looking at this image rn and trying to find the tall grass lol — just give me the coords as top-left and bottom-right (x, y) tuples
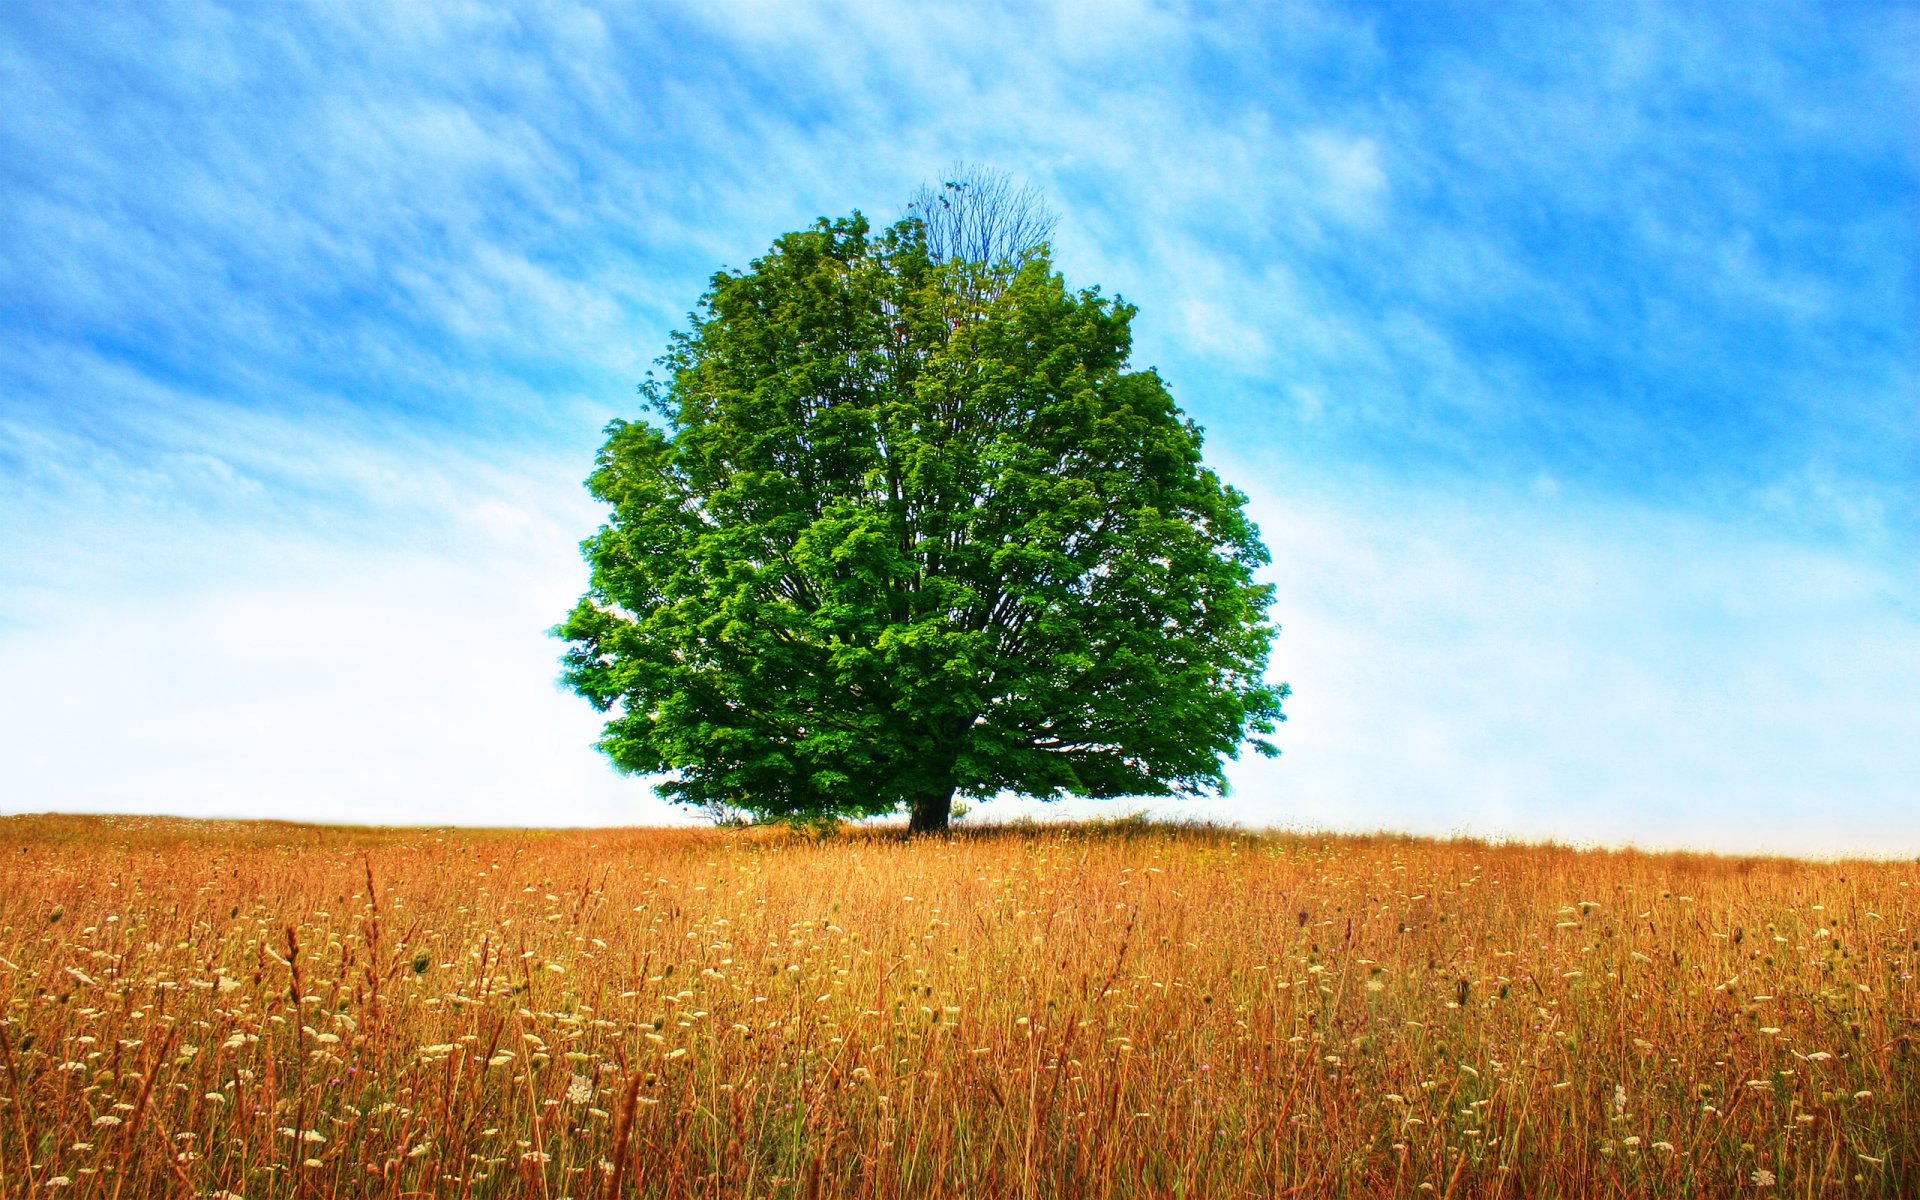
(0, 814), (1912, 1197)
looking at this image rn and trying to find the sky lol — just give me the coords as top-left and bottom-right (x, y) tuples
(1, 0), (1914, 854)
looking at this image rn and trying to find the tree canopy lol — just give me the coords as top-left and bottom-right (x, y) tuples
(556, 204), (1285, 831)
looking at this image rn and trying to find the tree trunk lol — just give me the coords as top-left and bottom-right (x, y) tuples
(908, 787), (954, 835)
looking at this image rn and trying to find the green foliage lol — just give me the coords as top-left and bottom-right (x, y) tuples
(556, 211), (1285, 830)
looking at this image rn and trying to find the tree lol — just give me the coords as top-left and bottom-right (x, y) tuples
(555, 200), (1286, 833)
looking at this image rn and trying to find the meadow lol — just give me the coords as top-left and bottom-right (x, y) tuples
(0, 814), (1911, 1199)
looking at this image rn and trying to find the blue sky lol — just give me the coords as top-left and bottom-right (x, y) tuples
(2, 1), (1914, 852)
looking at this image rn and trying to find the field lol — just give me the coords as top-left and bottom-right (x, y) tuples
(0, 815), (1912, 1198)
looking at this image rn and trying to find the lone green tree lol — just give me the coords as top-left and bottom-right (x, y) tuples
(556, 195), (1285, 833)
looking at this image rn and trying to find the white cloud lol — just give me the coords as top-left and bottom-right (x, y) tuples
(1300, 130), (1387, 224)
(1207, 470), (1920, 857)
(7, 406), (1911, 856)
(0, 449), (689, 828)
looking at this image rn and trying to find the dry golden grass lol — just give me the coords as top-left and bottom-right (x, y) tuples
(0, 813), (1913, 1199)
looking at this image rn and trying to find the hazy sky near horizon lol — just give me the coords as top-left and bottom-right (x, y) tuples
(2, 1), (1915, 854)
